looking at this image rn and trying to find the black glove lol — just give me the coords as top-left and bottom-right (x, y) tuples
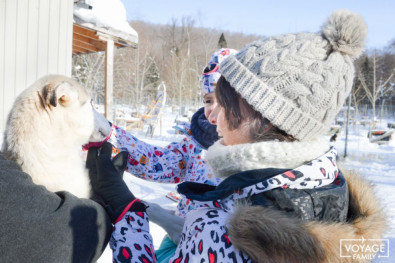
(87, 142), (143, 223)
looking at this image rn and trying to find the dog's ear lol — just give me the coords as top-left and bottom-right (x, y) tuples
(42, 81), (72, 107)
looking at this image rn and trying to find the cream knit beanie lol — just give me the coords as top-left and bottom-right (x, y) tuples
(219, 10), (367, 141)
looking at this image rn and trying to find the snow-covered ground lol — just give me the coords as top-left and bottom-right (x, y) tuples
(97, 107), (395, 262)
(329, 123), (395, 263)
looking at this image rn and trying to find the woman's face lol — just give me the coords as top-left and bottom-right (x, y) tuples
(210, 105), (251, 146)
(204, 93), (218, 124)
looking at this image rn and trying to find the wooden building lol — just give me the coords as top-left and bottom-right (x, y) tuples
(0, 0), (137, 135)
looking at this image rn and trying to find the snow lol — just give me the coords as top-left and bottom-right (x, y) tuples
(96, 107), (395, 262)
(74, 0), (138, 38)
(329, 128), (395, 263)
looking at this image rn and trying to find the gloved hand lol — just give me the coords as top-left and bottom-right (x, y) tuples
(87, 142), (142, 223)
(145, 202), (184, 244)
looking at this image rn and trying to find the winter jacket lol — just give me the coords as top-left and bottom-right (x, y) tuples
(0, 152), (112, 263)
(109, 140), (386, 263)
(108, 108), (221, 217)
(227, 170), (386, 263)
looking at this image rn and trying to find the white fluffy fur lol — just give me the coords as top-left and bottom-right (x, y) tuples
(206, 138), (330, 178)
(2, 75), (111, 198)
(322, 9), (368, 58)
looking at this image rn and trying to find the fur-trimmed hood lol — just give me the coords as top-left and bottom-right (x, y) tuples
(228, 170), (387, 263)
(206, 138), (330, 179)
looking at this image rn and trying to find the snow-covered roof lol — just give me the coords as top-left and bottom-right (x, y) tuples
(73, 0), (138, 47)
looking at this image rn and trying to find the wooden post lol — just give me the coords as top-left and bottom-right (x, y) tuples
(104, 38), (114, 121)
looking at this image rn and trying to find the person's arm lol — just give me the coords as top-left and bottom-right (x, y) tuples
(86, 142), (156, 262)
(86, 143), (245, 262)
(145, 201), (184, 244)
(0, 153), (112, 263)
(108, 124), (189, 183)
(87, 132), (186, 245)
(111, 209), (156, 262)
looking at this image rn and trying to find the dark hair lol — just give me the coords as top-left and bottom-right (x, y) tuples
(216, 76), (296, 142)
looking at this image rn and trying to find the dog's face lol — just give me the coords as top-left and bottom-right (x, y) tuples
(39, 76), (111, 145)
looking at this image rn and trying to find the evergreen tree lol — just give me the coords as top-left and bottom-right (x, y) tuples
(360, 56), (374, 105)
(144, 57), (160, 98)
(218, 33), (227, 49)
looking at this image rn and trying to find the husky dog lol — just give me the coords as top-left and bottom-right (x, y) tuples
(2, 75), (111, 198)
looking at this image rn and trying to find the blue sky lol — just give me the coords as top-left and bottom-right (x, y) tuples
(121, 0), (395, 49)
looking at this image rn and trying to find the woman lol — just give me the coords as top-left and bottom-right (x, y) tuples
(88, 10), (386, 262)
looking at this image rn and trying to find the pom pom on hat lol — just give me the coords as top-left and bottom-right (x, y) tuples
(322, 9), (368, 58)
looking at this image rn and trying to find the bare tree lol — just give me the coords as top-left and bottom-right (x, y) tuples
(73, 18), (265, 111)
(350, 80), (367, 123)
(357, 51), (394, 126)
(72, 52), (105, 102)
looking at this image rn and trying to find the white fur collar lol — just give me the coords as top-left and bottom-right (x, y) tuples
(206, 138), (330, 179)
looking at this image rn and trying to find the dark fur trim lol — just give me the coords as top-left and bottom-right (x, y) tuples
(228, 205), (325, 263)
(228, 170), (386, 263)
